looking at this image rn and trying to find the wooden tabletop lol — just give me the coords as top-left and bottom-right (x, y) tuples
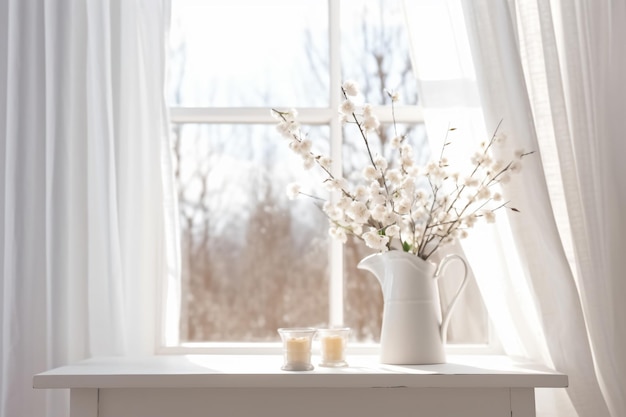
(33, 354), (568, 390)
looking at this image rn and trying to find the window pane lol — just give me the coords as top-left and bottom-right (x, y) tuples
(172, 123), (330, 342)
(169, 0), (329, 107)
(341, 0), (419, 105)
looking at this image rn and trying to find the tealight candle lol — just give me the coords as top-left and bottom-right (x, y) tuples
(321, 335), (344, 362)
(277, 328), (316, 371)
(285, 337), (310, 364)
(317, 328), (350, 367)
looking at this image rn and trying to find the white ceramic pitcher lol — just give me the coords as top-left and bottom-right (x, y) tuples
(358, 250), (469, 365)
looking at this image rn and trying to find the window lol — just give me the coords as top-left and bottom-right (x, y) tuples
(167, 0), (491, 348)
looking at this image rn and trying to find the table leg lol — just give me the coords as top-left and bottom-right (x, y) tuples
(70, 388), (98, 417)
(510, 388), (535, 417)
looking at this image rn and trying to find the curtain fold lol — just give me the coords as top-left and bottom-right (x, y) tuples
(461, 2), (606, 416)
(548, 1), (626, 415)
(405, 0), (624, 416)
(0, 0), (177, 416)
(462, 1), (626, 415)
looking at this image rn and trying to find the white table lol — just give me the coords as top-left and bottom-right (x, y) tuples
(33, 355), (567, 417)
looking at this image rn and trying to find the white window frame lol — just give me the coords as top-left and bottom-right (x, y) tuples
(160, 0), (501, 356)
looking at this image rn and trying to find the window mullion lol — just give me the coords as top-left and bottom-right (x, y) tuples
(169, 107), (336, 124)
(328, 0), (344, 327)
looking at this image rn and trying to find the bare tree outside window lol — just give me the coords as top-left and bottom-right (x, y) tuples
(171, 123), (330, 342)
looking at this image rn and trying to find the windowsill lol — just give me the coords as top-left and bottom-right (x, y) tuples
(33, 354), (566, 390)
(156, 342), (503, 356)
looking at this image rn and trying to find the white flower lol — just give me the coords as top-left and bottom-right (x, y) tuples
(402, 154), (415, 169)
(471, 151), (485, 165)
(324, 177), (348, 192)
(371, 204), (387, 222)
(463, 176), (480, 187)
(300, 139), (312, 154)
(411, 207), (427, 223)
(374, 156), (388, 171)
(391, 135), (403, 148)
(415, 190), (426, 204)
(400, 144), (413, 156)
(390, 91), (400, 102)
(290, 138), (311, 157)
(350, 223), (363, 235)
(371, 193), (387, 206)
(286, 183), (301, 200)
(346, 201), (370, 224)
(363, 165), (379, 181)
(491, 159), (505, 172)
(336, 196), (352, 210)
(395, 198), (412, 215)
(329, 226), (348, 243)
(363, 115), (380, 131)
(381, 210), (398, 225)
(399, 177), (416, 195)
(318, 156), (332, 171)
(276, 121), (292, 139)
(428, 168), (446, 187)
(323, 202), (344, 221)
(386, 169), (402, 186)
(386, 224), (400, 237)
(363, 104), (374, 117)
(353, 185), (369, 201)
(285, 108), (298, 120)
(369, 180), (382, 192)
(340, 99), (356, 115)
(476, 186), (491, 200)
(493, 192), (502, 201)
(342, 80), (359, 96)
(363, 230), (389, 251)
(483, 210), (496, 223)
(464, 214), (478, 228)
(302, 154), (315, 170)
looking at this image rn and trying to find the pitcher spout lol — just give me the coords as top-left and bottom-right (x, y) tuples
(357, 253), (386, 286)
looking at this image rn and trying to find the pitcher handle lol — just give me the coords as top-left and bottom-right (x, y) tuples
(434, 254), (469, 345)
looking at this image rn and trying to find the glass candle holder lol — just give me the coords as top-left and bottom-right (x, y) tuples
(317, 327), (350, 368)
(277, 328), (316, 371)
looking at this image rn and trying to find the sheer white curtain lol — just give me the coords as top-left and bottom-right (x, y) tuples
(405, 1), (625, 416)
(0, 1), (179, 416)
